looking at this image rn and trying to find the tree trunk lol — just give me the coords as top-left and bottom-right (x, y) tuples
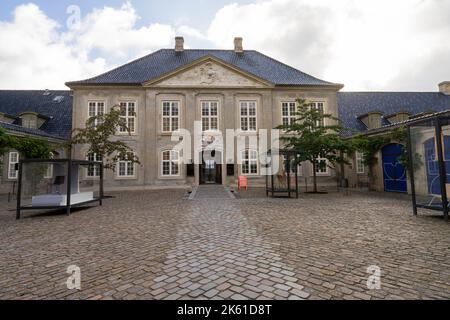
(312, 161), (318, 193)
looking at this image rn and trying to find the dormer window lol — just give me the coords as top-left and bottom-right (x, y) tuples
(0, 113), (17, 124)
(358, 112), (383, 130)
(20, 112), (38, 129)
(385, 111), (411, 124)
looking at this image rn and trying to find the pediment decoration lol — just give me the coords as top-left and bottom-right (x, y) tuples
(145, 58), (271, 88)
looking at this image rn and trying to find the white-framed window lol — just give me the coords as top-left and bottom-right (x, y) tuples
(356, 152), (365, 174)
(241, 149), (259, 175)
(161, 150), (180, 176)
(8, 152), (19, 180)
(88, 101), (105, 127)
(281, 102), (297, 126)
(86, 153), (102, 177)
(162, 101), (180, 133)
(240, 101), (257, 131)
(117, 152), (135, 178)
(44, 152), (54, 179)
(314, 154), (329, 175)
(201, 101), (219, 132)
(119, 101), (137, 134)
(310, 101), (325, 127)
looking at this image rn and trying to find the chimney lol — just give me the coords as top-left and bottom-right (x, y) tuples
(438, 81), (450, 95)
(234, 37), (243, 54)
(175, 36), (184, 53)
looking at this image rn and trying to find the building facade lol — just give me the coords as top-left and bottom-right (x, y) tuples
(66, 38), (343, 191)
(338, 86), (450, 193)
(1, 38), (449, 195)
(0, 90), (72, 196)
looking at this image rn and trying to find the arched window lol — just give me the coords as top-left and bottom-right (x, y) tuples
(162, 150), (180, 176)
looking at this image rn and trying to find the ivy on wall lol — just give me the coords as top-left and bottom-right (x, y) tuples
(350, 125), (423, 173)
(0, 127), (53, 170)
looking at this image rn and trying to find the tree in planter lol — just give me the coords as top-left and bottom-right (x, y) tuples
(67, 105), (140, 171)
(277, 98), (353, 193)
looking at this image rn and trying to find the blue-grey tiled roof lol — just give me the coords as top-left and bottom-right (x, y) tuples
(66, 49), (339, 87)
(338, 92), (450, 133)
(0, 90), (73, 139)
(0, 121), (66, 140)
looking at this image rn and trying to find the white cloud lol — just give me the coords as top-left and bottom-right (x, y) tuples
(177, 25), (208, 42)
(0, 3), (106, 89)
(66, 2), (175, 59)
(0, 0), (448, 91)
(0, 2), (176, 89)
(207, 0), (450, 91)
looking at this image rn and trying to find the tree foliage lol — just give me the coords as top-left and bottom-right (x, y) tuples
(1, 127), (52, 165)
(276, 98), (353, 192)
(67, 106), (140, 171)
(12, 137), (53, 159)
(350, 134), (390, 167)
(350, 125), (423, 173)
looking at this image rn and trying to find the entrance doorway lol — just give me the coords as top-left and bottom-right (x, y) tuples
(382, 143), (407, 193)
(199, 150), (222, 185)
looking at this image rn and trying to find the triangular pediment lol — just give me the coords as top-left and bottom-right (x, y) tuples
(144, 56), (272, 88)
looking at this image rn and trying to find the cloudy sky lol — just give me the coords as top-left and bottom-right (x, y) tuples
(0, 0), (449, 91)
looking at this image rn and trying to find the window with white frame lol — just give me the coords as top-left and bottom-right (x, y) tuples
(117, 152), (135, 178)
(201, 101), (219, 132)
(241, 149), (258, 175)
(86, 153), (102, 177)
(161, 150), (180, 176)
(356, 152), (365, 174)
(314, 154), (329, 175)
(119, 101), (137, 134)
(88, 101), (105, 127)
(8, 152), (19, 179)
(162, 101), (179, 132)
(44, 152), (54, 179)
(311, 102), (325, 127)
(240, 101), (257, 131)
(281, 102), (297, 126)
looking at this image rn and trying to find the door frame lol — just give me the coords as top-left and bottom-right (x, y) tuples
(199, 150), (223, 185)
(382, 143), (407, 193)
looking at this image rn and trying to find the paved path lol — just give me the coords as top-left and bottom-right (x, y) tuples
(0, 190), (449, 300)
(150, 196), (307, 300)
(190, 185), (235, 200)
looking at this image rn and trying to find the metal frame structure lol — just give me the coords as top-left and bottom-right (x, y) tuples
(16, 159), (104, 220)
(266, 150), (299, 198)
(407, 114), (449, 221)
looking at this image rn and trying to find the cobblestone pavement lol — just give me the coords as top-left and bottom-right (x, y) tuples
(0, 188), (448, 300)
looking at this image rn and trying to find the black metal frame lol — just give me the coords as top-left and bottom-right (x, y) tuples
(407, 115), (449, 221)
(16, 159), (104, 220)
(266, 150), (299, 198)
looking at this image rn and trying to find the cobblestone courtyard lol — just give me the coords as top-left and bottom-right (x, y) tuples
(0, 187), (449, 300)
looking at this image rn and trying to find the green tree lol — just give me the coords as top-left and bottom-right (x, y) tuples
(277, 98), (353, 193)
(67, 105), (140, 171)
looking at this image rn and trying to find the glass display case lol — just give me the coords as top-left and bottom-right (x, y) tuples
(265, 150), (299, 198)
(16, 159), (103, 219)
(408, 114), (450, 220)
